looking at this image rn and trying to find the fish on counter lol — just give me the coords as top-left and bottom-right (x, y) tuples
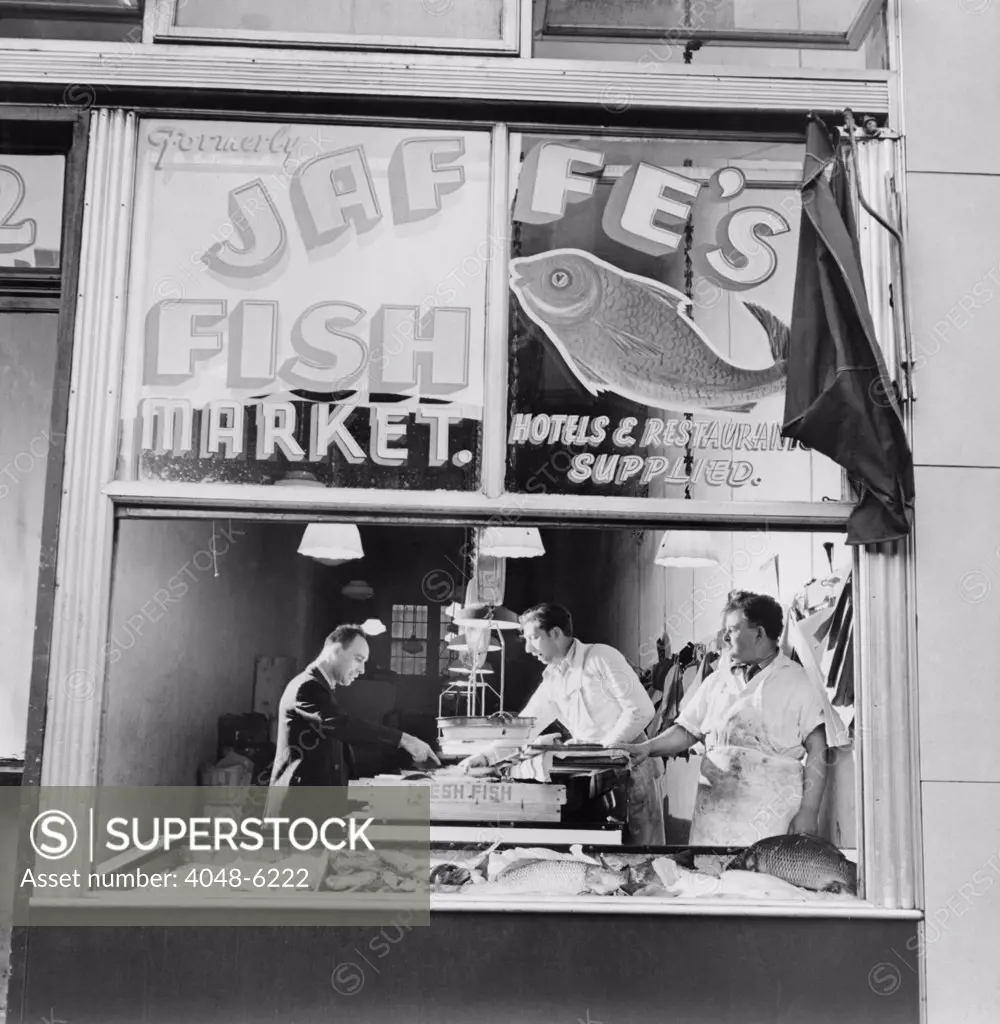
(725, 834), (858, 895)
(510, 248), (789, 415)
(481, 858), (626, 896)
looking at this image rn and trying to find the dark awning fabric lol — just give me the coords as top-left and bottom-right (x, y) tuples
(782, 116), (914, 546)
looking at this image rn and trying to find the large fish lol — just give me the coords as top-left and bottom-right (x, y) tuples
(725, 834), (858, 894)
(485, 858), (625, 895)
(510, 248), (790, 415)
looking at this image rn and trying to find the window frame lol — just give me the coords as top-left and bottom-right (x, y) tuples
(534, 0), (885, 51)
(30, 26), (920, 915)
(147, 0), (522, 56)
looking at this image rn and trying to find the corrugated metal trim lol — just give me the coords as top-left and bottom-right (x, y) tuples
(854, 136), (919, 912)
(0, 43), (892, 113)
(42, 109), (138, 788)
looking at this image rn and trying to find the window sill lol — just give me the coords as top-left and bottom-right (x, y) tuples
(24, 892), (921, 921)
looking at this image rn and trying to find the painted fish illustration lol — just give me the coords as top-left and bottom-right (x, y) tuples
(484, 858), (625, 895)
(510, 248), (790, 415)
(725, 834), (857, 895)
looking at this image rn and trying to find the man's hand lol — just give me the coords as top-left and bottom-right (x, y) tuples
(788, 809), (819, 835)
(399, 734), (441, 766)
(609, 741), (649, 767)
(457, 752), (489, 772)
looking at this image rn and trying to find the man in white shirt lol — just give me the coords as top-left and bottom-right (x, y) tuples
(460, 604), (664, 846)
(617, 592), (837, 847)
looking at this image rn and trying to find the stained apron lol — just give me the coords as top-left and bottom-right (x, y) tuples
(627, 756), (666, 847)
(688, 672), (805, 847)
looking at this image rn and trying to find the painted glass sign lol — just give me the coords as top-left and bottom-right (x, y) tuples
(0, 154), (65, 269)
(119, 120), (492, 489)
(506, 135), (843, 504)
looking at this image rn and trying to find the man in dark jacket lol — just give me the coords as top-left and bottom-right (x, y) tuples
(265, 624), (439, 816)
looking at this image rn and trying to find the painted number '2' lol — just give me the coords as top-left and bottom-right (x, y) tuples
(0, 165), (38, 255)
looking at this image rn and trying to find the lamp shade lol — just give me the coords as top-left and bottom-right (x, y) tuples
(451, 603), (521, 630)
(478, 527), (545, 559)
(362, 618), (387, 636)
(655, 531), (723, 569)
(298, 524), (364, 566)
(341, 579), (374, 601)
(448, 633), (501, 652)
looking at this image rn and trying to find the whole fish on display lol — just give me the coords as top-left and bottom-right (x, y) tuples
(487, 858), (625, 895)
(725, 834), (858, 894)
(510, 248), (790, 415)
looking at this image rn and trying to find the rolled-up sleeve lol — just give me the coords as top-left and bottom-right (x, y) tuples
(595, 647), (655, 747)
(674, 670), (719, 740)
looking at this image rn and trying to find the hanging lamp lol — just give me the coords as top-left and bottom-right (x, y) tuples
(655, 531), (723, 569)
(298, 524), (364, 566)
(478, 526), (545, 559)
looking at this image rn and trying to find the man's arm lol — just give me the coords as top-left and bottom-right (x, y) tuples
(595, 648), (656, 748)
(294, 678), (403, 749)
(626, 724), (700, 759)
(460, 682), (559, 770)
(788, 725), (828, 835)
(483, 683), (559, 763)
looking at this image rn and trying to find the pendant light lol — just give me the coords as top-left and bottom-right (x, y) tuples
(362, 619), (387, 636)
(450, 602), (522, 630)
(478, 526), (545, 559)
(655, 530), (723, 569)
(298, 523), (364, 566)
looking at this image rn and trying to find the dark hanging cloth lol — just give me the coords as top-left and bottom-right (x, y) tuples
(782, 115), (915, 545)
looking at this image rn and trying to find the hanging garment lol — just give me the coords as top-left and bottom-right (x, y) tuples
(677, 654), (833, 846)
(782, 116), (914, 545)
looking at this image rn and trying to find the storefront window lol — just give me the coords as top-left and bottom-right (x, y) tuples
(0, 313), (60, 763)
(0, 141), (68, 768)
(96, 516), (862, 906)
(507, 132), (843, 504)
(117, 118), (494, 491)
(533, 0), (888, 71)
(0, 153), (64, 269)
(152, 0), (520, 54)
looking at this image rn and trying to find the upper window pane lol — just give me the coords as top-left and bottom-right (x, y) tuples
(159, 0), (518, 53)
(506, 132), (844, 505)
(0, 0), (141, 42)
(534, 0), (887, 70)
(0, 153), (64, 269)
(117, 118), (492, 490)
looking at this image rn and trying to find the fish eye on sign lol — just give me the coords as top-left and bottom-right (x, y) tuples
(512, 142), (792, 290)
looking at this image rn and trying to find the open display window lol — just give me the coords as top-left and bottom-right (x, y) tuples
(81, 515), (862, 910)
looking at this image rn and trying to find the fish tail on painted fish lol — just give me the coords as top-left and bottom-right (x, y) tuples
(743, 301), (791, 365)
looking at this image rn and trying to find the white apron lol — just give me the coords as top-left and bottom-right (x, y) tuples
(688, 668), (805, 847)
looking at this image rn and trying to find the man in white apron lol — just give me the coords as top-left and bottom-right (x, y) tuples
(460, 604), (664, 846)
(616, 592), (840, 847)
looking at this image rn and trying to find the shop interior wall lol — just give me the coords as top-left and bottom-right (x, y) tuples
(98, 519), (316, 787)
(0, 312), (58, 761)
(900, 4), (1000, 1021)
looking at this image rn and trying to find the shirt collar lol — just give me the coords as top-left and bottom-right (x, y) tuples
(732, 650), (780, 683)
(549, 639), (581, 676)
(313, 660), (337, 688)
